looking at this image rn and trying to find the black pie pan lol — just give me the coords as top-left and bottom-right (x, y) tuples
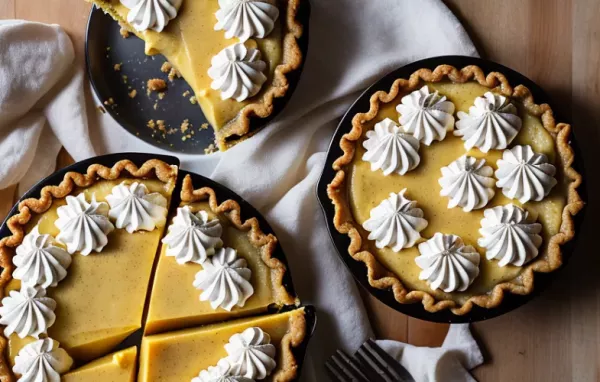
(0, 153), (316, 374)
(316, 56), (587, 323)
(85, 1), (311, 153)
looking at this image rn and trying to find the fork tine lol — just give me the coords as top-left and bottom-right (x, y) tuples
(325, 350), (371, 382)
(355, 339), (414, 382)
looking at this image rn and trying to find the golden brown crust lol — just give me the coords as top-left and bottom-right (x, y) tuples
(328, 64), (584, 315)
(0, 159), (177, 381)
(272, 307), (307, 382)
(181, 175), (298, 306)
(216, 0), (305, 150)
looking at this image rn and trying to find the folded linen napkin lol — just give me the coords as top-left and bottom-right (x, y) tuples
(377, 325), (484, 382)
(0, 1), (483, 381)
(0, 20), (95, 195)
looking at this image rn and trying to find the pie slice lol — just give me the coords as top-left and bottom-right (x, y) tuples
(0, 159), (177, 378)
(87, 0), (304, 150)
(139, 307), (308, 382)
(145, 175), (298, 334)
(62, 346), (137, 382)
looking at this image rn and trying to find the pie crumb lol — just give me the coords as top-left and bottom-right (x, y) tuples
(168, 68), (181, 82)
(189, 96), (197, 105)
(103, 98), (115, 106)
(204, 143), (217, 154)
(160, 62), (172, 73)
(113, 63), (122, 71)
(156, 120), (167, 132)
(147, 79), (167, 93)
(180, 119), (190, 134)
(128, 89), (137, 99)
(200, 123), (209, 130)
(182, 90), (191, 97)
(153, 102), (159, 110)
(118, 22), (130, 38)
(158, 92), (166, 100)
(122, 75), (128, 84)
(147, 120), (156, 129)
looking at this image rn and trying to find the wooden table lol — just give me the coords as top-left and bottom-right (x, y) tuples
(1, 1), (598, 380)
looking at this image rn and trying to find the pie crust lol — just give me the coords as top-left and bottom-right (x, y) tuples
(89, 0), (305, 150)
(0, 159), (177, 382)
(328, 64), (584, 315)
(180, 174), (298, 307)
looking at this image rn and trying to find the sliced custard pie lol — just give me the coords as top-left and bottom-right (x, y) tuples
(88, 0), (305, 150)
(328, 64), (583, 315)
(0, 158), (309, 381)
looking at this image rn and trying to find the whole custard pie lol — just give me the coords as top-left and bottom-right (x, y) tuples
(328, 65), (584, 315)
(0, 159), (308, 381)
(87, 0), (305, 150)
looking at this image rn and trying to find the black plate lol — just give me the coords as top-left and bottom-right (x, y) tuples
(85, 2), (311, 153)
(0, 153), (315, 372)
(316, 56), (587, 323)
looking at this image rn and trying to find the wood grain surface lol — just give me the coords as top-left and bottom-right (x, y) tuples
(0, 1), (598, 380)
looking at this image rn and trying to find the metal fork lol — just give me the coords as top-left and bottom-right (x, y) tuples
(325, 339), (414, 382)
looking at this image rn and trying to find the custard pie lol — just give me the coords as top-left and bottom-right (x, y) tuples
(0, 159), (309, 381)
(328, 64), (583, 315)
(87, 0), (305, 150)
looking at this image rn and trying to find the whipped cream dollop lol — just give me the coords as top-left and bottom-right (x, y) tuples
(13, 226), (71, 289)
(106, 182), (168, 233)
(225, 327), (277, 380)
(454, 92), (522, 152)
(362, 118), (421, 176)
(439, 155), (496, 212)
(193, 247), (254, 311)
(215, 0), (280, 42)
(162, 206), (223, 264)
(13, 338), (73, 382)
(55, 193), (115, 255)
(192, 359), (254, 382)
(0, 286), (56, 339)
(415, 233), (480, 292)
(120, 0), (182, 32)
(478, 204), (542, 267)
(396, 85), (456, 145)
(208, 43), (267, 102)
(495, 145), (557, 203)
(362, 189), (428, 252)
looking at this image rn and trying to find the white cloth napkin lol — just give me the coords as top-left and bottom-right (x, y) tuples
(0, 1), (484, 381)
(377, 325), (484, 382)
(0, 20), (95, 195)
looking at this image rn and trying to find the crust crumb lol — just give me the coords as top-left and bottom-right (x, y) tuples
(160, 62), (172, 73)
(168, 68), (181, 82)
(180, 119), (190, 134)
(113, 63), (122, 71)
(182, 90), (191, 97)
(147, 120), (156, 129)
(103, 98), (115, 106)
(200, 123), (209, 130)
(204, 143), (217, 154)
(189, 96), (197, 105)
(158, 92), (166, 100)
(118, 22), (130, 38)
(128, 89), (137, 99)
(156, 120), (167, 133)
(147, 79), (167, 94)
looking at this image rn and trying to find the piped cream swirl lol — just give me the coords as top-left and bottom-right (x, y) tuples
(362, 118), (421, 176)
(13, 226), (71, 289)
(495, 145), (557, 203)
(396, 85), (456, 145)
(192, 359), (254, 382)
(120, 0), (182, 32)
(215, 0), (280, 42)
(162, 206), (223, 264)
(106, 182), (168, 233)
(12, 338), (73, 382)
(55, 193), (114, 255)
(362, 189), (428, 252)
(193, 247), (254, 311)
(439, 155), (495, 211)
(454, 92), (522, 152)
(0, 286), (56, 339)
(415, 233), (480, 292)
(208, 43), (267, 102)
(478, 204), (542, 267)
(225, 327), (277, 380)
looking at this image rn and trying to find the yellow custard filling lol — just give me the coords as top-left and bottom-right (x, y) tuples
(62, 346), (137, 382)
(139, 308), (304, 382)
(6, 179), (172, 363)
(145, 201), (277, 335)
(348, 82), (569, 304)
(107, 0), (283, 130)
